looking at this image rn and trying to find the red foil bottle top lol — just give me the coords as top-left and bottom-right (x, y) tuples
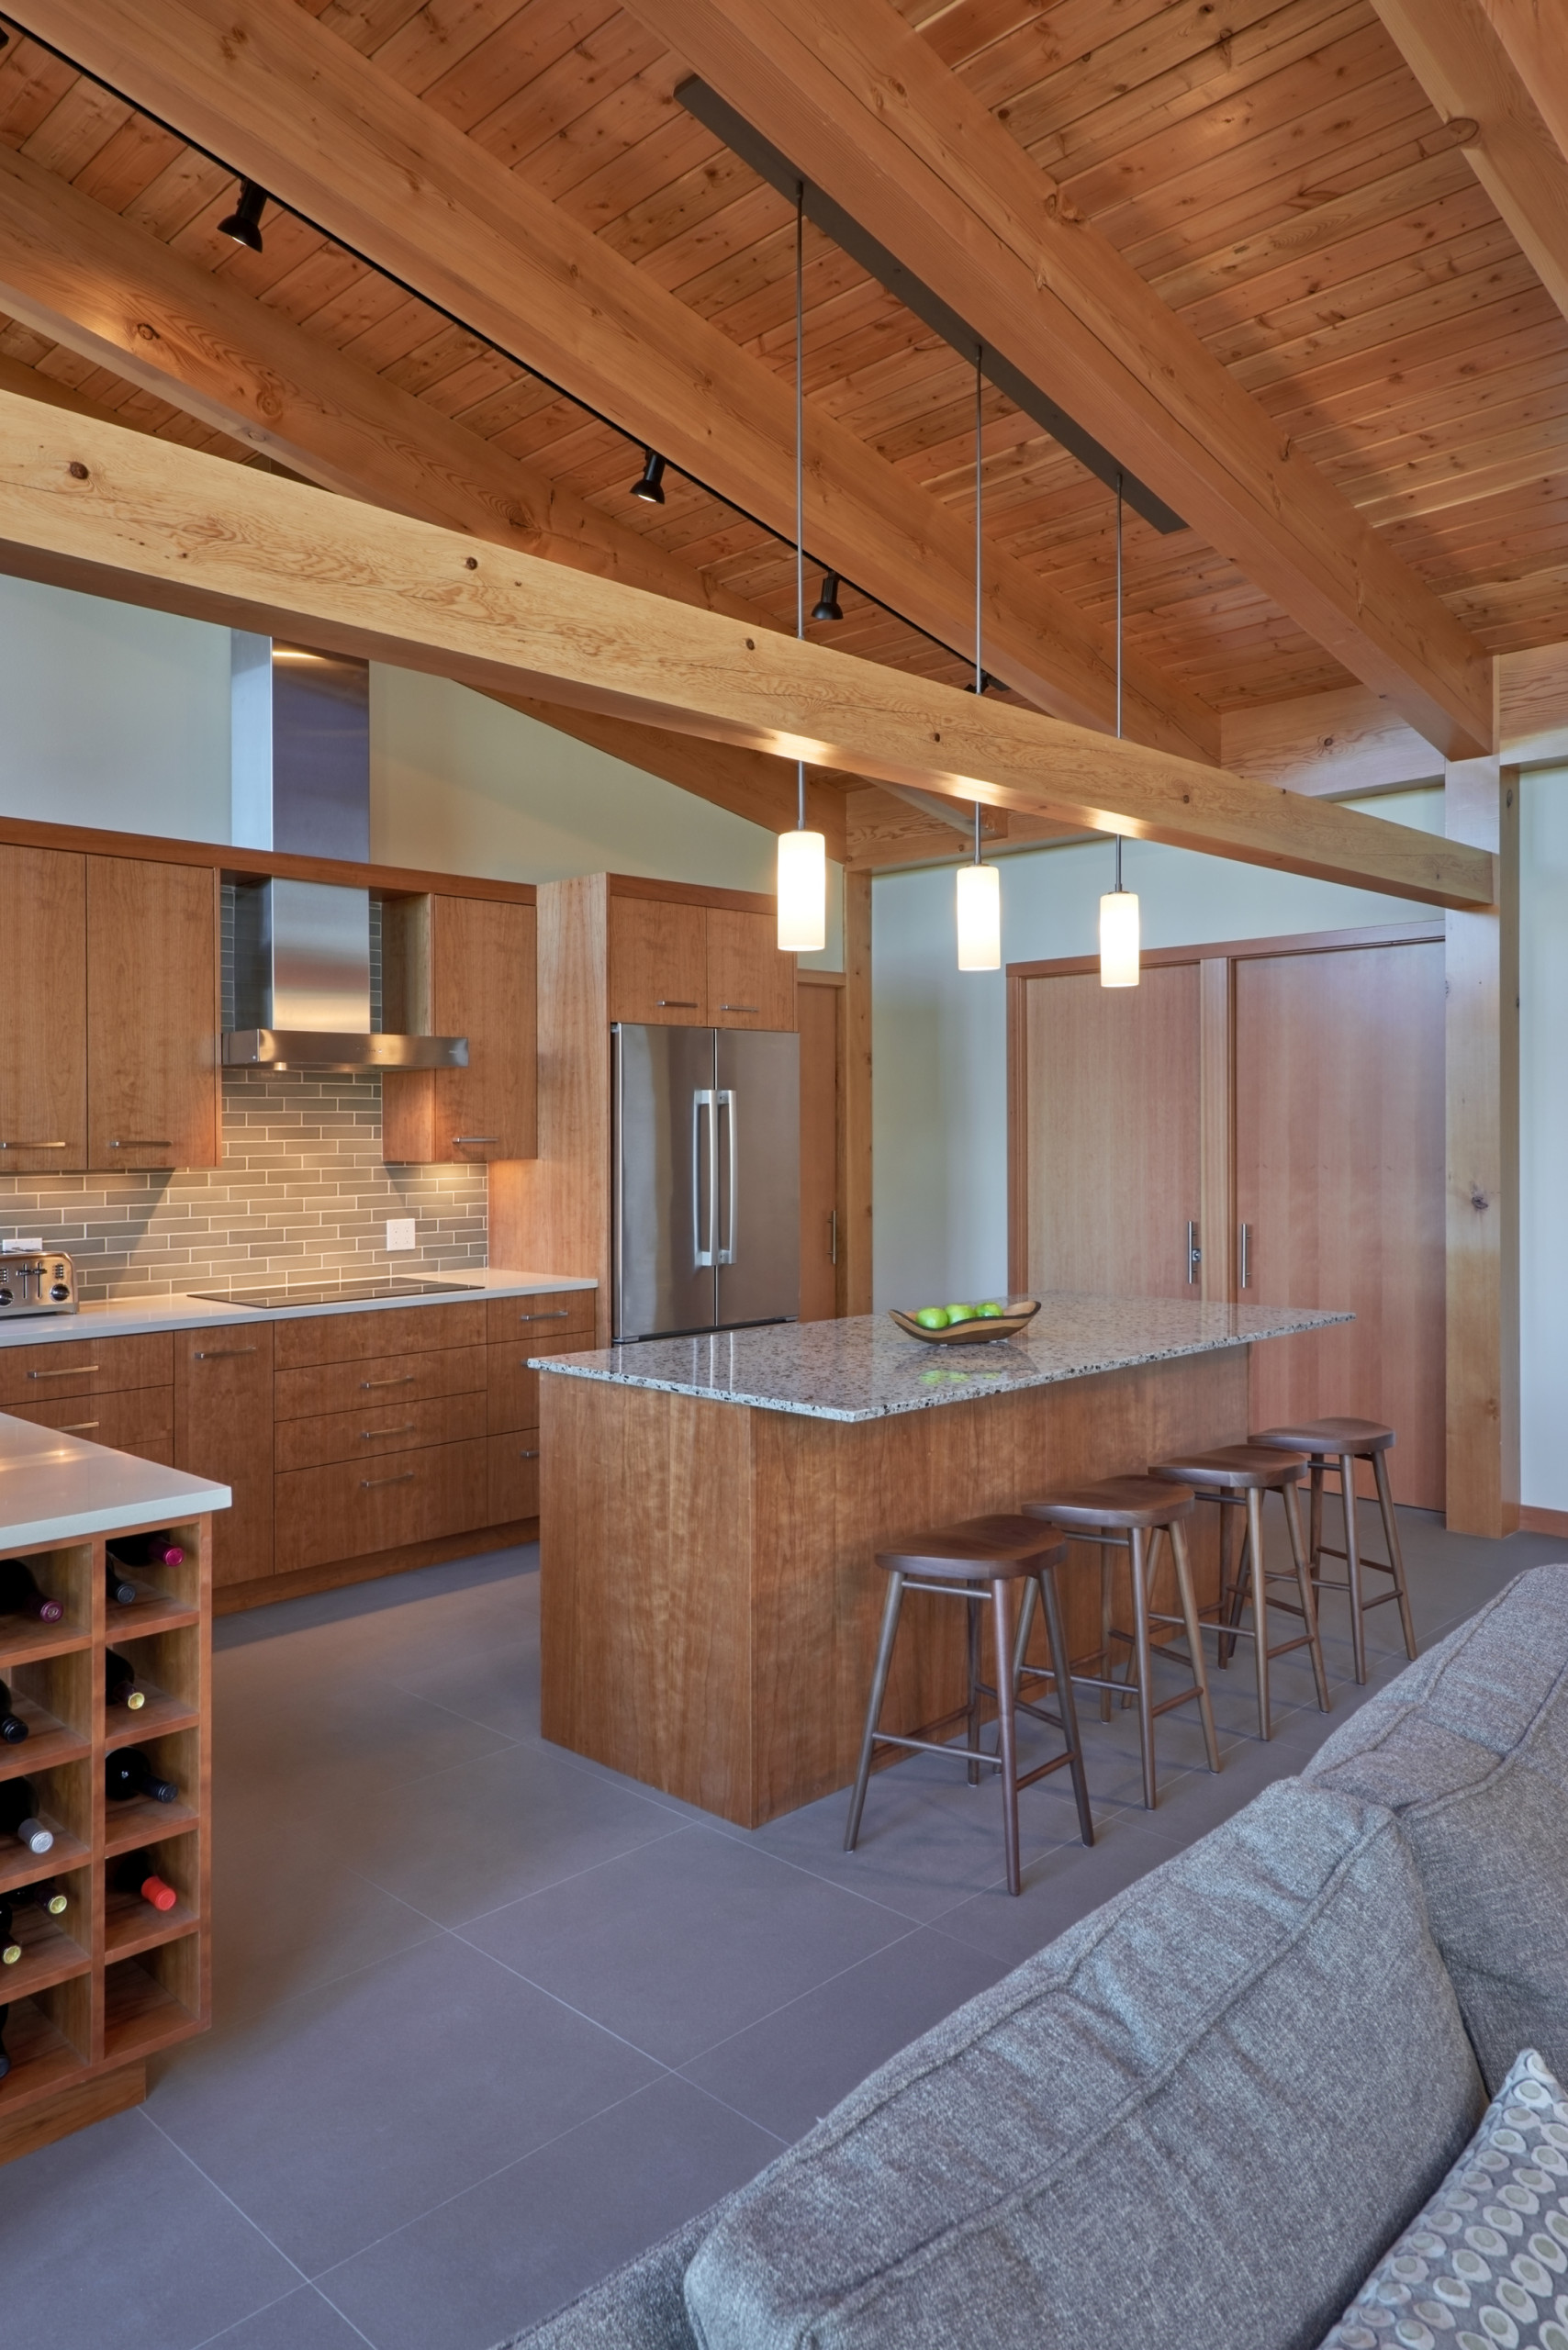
(141, 1874), (177, 1912)
(37, 1597), (62, 1622)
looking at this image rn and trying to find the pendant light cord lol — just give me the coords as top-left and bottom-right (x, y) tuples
(795, 182), (806, 834)
(1114, 469), (1125, 895)
(973, 345), (983, 859)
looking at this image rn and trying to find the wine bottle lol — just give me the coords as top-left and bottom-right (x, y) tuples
(111, 1849), (177, 1913)
(8, 1877), (67, 1918)
(107, 1532), (184, 1569)
(0, 2005), (10, 2081)
(0, 1903), (19, 1965)
(0, 1677), (27, 1743)
(106, 1561), (139, 1606)
(0, 1561), (63, 1623)
(106, 1748), (178, 1805)
(0, 1778), (52, 1852)
(105, 1651), (146, 1712)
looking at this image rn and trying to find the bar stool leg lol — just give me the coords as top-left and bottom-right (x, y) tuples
(991, 1577), (1022, 1896)
(845, 1570), (905, 1853)
(1283, 1478), (1331, 1712)
(1339, 1450), (1369, 1684)
(1244, 1485), (1271, 1740)
(1010, 1573), (1038, 1694)
(1309, 1462), (1324, 1572)
(1099, 1539), (1114, 1722)
(1170, 1517), (1221, 1774)
(1372, 1449), (1418, 1660)
(965, 1587), (984, 1787)
(1037, 1560), (1094, 1847)
(1215, 1498), (1236, 1668)
(1128, 1527), (1159, 1809)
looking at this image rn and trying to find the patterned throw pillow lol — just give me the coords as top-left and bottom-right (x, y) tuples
(1320, 2049), (1568, 2349)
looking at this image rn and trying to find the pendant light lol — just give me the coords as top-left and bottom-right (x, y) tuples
(957, 348), (1001, 971)
(1099, 472), (1140, 988)
(778, 182), (827, 955)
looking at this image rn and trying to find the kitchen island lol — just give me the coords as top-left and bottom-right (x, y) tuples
(536, 1296), (1349, 1827)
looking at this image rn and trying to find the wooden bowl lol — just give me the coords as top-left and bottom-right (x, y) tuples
(888, 1300), (1041, 1346)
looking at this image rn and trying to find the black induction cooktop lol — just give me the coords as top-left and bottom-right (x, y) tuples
(185, 1278), (481, 1309)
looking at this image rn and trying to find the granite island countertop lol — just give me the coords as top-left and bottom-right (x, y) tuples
(532, 1293), (1351, 1425)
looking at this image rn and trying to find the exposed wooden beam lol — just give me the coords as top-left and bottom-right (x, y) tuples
(1222, 687), (1445, 800)
(1, 0), (1218, 767)
(625, 0), (1495, 761)
(0, 392), (1494, 910)
(1369, 0), (1568, 330)
(843, 788), (1086, 871)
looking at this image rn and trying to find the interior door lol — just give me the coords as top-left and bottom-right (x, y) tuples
(613, 1024), (716, 1341)
(715, 1027), (801, 1328)
(1235, 941), (1446, 1508)
(1021, 964), (1202, 1298)
(798, 980), (842, 1321)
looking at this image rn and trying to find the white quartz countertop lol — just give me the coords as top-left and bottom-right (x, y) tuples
(0, 1270), (596, 1348)
(0, 1413), (230, 1547)
(532, 1294), (1352, 1424)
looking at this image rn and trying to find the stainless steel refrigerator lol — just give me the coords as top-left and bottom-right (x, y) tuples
(612, 1023), (800, 1342)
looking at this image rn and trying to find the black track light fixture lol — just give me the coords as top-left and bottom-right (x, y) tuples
(631, 449), (666, 505)
(218, 180), (268, 253)
(811, 570), (844, 623)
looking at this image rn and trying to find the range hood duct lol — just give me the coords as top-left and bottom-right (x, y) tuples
(221, 639), (467, 1074)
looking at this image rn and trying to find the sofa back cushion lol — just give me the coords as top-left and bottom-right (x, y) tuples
(1304, 1564), (1568, 2092)
(683, 1785), (1482, 2350)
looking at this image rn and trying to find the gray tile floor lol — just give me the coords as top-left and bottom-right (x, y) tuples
(1, 1507), (1558, 2350)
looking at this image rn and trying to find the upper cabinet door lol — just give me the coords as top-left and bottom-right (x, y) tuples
(383, 896), (537, 1165)
(0, 846), (86, 1173)
(86, 856), (219, 1170)
(607, 896), (708, 1026)
(707, 910), (797, 1032)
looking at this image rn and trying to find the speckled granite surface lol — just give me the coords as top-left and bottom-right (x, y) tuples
(532, 1293), (1351, 1424)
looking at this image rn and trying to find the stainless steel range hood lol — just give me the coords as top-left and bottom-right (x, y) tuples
(222, 639), (467, 1073)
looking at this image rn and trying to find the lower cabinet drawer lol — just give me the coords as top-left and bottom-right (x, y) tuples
(6, 1385), (174, 1457)
(274, 1438), (489, 1574)
(487, 1337), (590, 1434)
(274, 1390), (487, 1473)
(0, 1331), (174, 1406)
(487, 1430), (541, 1524)
(274, 1343), (487, 1422)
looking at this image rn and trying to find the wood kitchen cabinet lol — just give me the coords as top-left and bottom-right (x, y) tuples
(708, 909), (796, 1031)
(0, 845), (86, 1174)
(382, 894), (537, 1165)
(607, 894), (708, 1026)
(174, 1326), (274, 1589)
(86, 856), (220, 1171)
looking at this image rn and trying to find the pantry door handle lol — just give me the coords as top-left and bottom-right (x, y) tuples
(1239, 1223), (1252, 1290)
(28, 1363), (98, 1379)
(361, 1472), (416, 1489)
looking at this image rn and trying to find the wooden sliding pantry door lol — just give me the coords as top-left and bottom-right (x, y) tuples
(1234, 939), (1447, 1509)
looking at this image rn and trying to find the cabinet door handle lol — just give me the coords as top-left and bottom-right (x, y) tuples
(0, 1140), (67, 1150)
(361, 1423), (417, 1439)
(718, 1003), (758, 1013)
(58, 1420), (99, 1433)
(194, 1347), (257, 1360)
(1185, 1220), (1202, 1285)
(517, 1310), (569, 1322)
(108, 1139), (174, 1149)
(518, 1448), (540, 1460)
(655, 999), (698, 1008)
(1239, 1223), (1252, 1290)
(28, 1363), (98, 1379)
(451, 1135), (498, 1145)
(360, 1373), (417, 1389)
(829, 1208), (837, 1267)
(361, 1471), (416, 1489)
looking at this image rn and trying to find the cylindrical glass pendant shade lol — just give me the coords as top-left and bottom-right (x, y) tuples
(956, 859), (1002, 970)
(1099, 889), (1140, 988)
(777, 829), (827, 953)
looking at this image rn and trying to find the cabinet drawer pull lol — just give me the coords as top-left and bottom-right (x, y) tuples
(719, 1004), (759, 1013)
(360, 1373), (416, 1389)
(655, 999), (698, 1008)
(519, 1449), (540, 1460)
(517, 1310), (569, 1321)
(451, 1136), (498, 1145)
(0, 1140), (67, 1150)
(58, 1420), (99, 1433)
(361, 1423), (417, 1439)
(194, 1347), (257, 1360)
(108, 1139), (174, 1149)
(28, 1363), (98, 1379)
(361, 1472), (416, 1489)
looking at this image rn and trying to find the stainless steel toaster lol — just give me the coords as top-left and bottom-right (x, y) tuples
(0, 1250), (78, 1316)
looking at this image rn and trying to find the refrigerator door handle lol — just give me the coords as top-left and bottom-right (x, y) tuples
(692, 1090), (717, 1268)
(717, 1089), (737, 1265)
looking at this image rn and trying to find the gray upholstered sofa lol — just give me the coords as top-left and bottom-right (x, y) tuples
(499, 1565), (1568, 2350)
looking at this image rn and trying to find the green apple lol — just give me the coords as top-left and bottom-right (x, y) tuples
(977, 1302), (1005, 1318)
(945, 1304), (977, 1322)
(913, 1305), (949, 1329)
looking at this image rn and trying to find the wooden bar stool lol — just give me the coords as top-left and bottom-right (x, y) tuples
(844, 1515), (1092, 1897)
(1016, 1478), (1220, 1812)
(1148, 1446), (1330, 1741)
(1249, 1418), (1418, 1684)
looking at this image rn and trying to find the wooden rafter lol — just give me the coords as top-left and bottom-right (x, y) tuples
(624, 0), (1496, 762)
(0, 0), (1220, 767)
(1368, 0), (1568, 330)
(0, 390), (1493, 910)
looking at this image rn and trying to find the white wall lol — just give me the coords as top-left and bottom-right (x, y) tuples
(1519, 767), (1568, 1512)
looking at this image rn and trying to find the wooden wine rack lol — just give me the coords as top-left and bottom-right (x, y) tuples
(0, 1510), (210, 2166)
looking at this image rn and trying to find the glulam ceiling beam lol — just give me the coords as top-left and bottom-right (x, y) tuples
(0, 392), (1493, 911)
(1367, 0), (1568, 329)
(0, 0), (1218, 768)
(624, 0), (1496, 762)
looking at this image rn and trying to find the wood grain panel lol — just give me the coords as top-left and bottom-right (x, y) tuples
(1236, 939), (1447, 1508)
(274, 1343), (487, 1423)
(0, 1334), (173, 1406)
(607, 895), (708, 1025)
(382, 893), (537, 1164)
(274, 1388), (487, 1472)
(0, 845), (84, 1173)
(274, 1437), (489, 1572)
(174, 1325), (274, 1589)
(706, 908), (796, 1030)
(798, 977), (842, 1322)
(272, 1300), (486, 1368)
(84, 856), (218, 1172)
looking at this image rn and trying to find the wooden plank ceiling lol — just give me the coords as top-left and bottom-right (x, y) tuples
(0, 0), (1562, 856)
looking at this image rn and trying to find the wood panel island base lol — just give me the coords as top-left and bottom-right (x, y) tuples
(538, 1298), (1348, 1829)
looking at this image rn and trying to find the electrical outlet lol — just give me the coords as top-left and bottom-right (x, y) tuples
(386, 1218), (416, 1252)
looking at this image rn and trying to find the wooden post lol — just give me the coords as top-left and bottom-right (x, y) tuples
(1445, 755), (1520, 1535)
(843, 868), (874, 1315)
(1198, 957), (1237, 1304)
